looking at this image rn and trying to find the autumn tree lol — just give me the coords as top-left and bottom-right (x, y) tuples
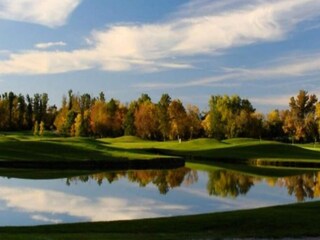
(54, 94), (77, 136)
(283, 90), (318, 142)
(106, 98), (124, 137)
(54, 105), (68, 135)
(316, 103), (320, 141)
(134, 101), (159, 139)
(186, 104), (203, 139)
(90, 100), (109, 137)
(89, 98), (123, 137)
(168, 100), (188, 140)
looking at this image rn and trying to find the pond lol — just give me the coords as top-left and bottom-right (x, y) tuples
(0, 164), (319, 226)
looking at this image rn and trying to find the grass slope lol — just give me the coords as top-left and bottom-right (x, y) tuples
(1, 132), (320, 168)
(1, 201), (320, 239)
(0, 134), (169, 161)
(102, 137), (320, 166)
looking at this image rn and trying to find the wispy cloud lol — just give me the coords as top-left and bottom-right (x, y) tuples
(251, 87), (320, 108)
(251, 95), (292, 107)
(138, 52), (320, 90)
(35, 41), (67, 49)
(0, 0), (81, 27)
(224, 53), (320, 78)
(0, 0), (320, 74)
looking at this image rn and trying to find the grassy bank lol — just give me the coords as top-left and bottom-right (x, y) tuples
(0, 133), (165, 161)
(0, 133), (184, 170)
(1, 201), (319, 239)
(101, 136), (320, 161)
(1, 132), (320, 169)
(101, 137), (320, 168)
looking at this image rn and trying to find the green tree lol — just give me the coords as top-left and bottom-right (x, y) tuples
(137, 93), (151, 104)
(207, 95), (256, 139)
(26, 94), (33, 129)
(99, 91), (105, 102)
(8, 92), (15, 130)
(264, 109), (285, 140)
(157, 94), (171, 141)
(124, 102), (137, 136)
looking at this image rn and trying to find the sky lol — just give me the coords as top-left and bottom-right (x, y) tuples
(0, 0), (320, 113)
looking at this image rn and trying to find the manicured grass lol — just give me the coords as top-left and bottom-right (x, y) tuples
(1, 133), (320, 169)
(102, 137), (320, 168)
(102, 136), (320, 161)
(0, 134), (169, 161)
(1, 201), (320, 239)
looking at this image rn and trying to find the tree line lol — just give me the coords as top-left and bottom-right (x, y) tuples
(0, 89), (319, 143)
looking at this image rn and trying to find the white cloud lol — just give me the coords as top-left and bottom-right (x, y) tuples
(0, 186), (188, 222)
(35, 41), (67, 49)
(0, 0), (320, 74)
(0, 0), (81, 27)
(91, 0), (320, 58)
(0, 50), (95, 75)
(31, 214), (62, 224)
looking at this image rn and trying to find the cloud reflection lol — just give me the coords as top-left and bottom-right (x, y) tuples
(0, 186), (189, 223)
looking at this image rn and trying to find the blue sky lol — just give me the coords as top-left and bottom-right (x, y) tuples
(0, 0), (320, 112)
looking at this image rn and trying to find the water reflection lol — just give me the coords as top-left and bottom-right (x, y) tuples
(66, 168), (198, 194)
(207, 171), (255, 198)
(0, 166), (320, 225)
(278, 172), (320, 201)
(65, 167), (320, 202)
(206, 170), (320, 202)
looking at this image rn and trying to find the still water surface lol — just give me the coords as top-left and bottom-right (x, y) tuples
(0, 166), (319, 226)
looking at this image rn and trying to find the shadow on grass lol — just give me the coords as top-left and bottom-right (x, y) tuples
(0, 139), (111, 161)
(155, 143), (320, 161)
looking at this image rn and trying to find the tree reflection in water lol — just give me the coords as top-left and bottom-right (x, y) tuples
(207, 170), (320, 202)
(207, 170), (256, 198)
(66, 167), (320, 201)
(280, 172), (320, 201)
(66, 168), (198, 194)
